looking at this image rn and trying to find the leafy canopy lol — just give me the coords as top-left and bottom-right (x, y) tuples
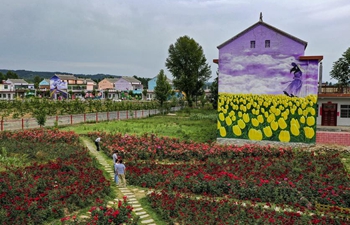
(330, 47), (350, 86)
(165, 35), (211, 107)
(154, 69), (172, 107)
(210, 73), (218, 110)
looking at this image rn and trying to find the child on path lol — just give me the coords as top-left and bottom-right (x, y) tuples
(112, 150), (118, 164)
(95, 137), (101, 151)
(115, 159), (126, 187)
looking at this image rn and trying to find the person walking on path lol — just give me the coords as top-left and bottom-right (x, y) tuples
(114, 159), (119, 185)
(95, 137), (101, 151)
(115, 159), (126, 187)
(112, 150), (118, 164)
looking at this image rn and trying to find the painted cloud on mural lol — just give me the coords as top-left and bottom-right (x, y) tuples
(219, 53), (318, 96)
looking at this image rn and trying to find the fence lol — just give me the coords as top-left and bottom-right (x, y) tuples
(0, 107), (182, 131)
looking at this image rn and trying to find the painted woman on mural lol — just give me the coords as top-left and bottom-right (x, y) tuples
(283, 62), (302, 97)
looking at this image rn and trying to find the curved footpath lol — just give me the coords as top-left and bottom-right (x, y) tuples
(80, 137), (156, 225)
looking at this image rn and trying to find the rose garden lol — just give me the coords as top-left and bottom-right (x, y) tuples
(1, 107), (350, 224)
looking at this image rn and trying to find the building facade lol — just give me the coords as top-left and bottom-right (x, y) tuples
(317, 85), (350, 126)
(215, 16), (323, 143)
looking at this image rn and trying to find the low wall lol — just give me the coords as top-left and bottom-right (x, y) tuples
(218, 130), (350, 148)
(316, 131), (350, 146)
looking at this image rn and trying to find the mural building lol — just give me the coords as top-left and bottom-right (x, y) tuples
(216, 16), (322, 143)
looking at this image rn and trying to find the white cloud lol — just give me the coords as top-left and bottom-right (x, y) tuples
(219, 73), (287, 94)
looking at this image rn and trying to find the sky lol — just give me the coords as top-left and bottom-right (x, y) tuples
(0, 0), (349, 83)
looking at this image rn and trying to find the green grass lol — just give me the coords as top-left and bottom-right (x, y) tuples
(138, 197), (169, 225)
(61, 109), (217, 143)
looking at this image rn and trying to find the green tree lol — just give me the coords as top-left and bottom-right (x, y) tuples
(330, 47), (350, 86)
(81, 90), (86, 98)
(32, 106), (47, 127)
(142, 88), (148, 100)
(165, 35), (211, 107)
(68, 90), (73, 99)
(6, 71), (19, 79)
(33, 76), (42, 89)
(133, 75), (150, 89)
(210, 73), (218, 110)
(154, 69), (171, 107)
(128, 90), (133, 99)
(104, 89), (109, 99)
(92, 88), (97, 98)
(0, 72), (4, 82)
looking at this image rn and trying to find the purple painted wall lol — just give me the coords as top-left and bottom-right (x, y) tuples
(218, 23), (318, 97)
(217, 22), (320, 143)
(115, 78), (133, 91)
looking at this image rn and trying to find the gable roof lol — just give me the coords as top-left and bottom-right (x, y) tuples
(122, 76), (141, 83)
(6, 79), (28, 84)
(39, 79), (50, 85)
(104, 78), (120, 83)
(76, 78), (96, 84)
(217, 21), (308, 49)
(54, 74), (77, 80)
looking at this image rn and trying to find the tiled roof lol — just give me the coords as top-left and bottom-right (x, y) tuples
(217, 21), (308, 49)
(105, 78), (120, 83)
(6, 79), (28, 84)
(122, 76), (141, 83)
(55, 74), (77, 80)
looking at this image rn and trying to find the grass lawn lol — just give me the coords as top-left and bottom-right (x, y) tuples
(61, 108), (217, 143)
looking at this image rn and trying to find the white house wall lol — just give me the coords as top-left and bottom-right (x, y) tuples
(317, 98), (350, 126)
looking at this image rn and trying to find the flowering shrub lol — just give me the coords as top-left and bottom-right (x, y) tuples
(91, 132), (350, 224)
(0, 128), (81, 161)
(61, 197), (139, 225)
(0, 129), (111, 225)
(0, 128), (79, 144)
(147, 190), (349, 225)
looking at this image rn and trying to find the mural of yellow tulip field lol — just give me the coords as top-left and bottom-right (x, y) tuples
(217, 93), (317, 143)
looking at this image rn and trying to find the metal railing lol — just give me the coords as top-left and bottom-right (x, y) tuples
(320, 86), (350, 94)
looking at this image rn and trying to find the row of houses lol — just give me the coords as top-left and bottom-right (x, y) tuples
(0, 75), (141, 100)
(0, 74), (182, 101)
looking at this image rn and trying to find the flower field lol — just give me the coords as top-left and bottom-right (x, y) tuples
(90, 131), (350, 224)
(0, 129), (136, 225)
(217, 93), (318, 143)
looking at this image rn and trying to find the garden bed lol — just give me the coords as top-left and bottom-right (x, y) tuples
(0, 129), (138, 225)
(88, 131), (350, 224)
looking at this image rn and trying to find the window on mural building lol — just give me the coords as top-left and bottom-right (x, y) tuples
(340, 105), (350, 118)
(265, 40), (270, 48)
(250, 41), (255, 48)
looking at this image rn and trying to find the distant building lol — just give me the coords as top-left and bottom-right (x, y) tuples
(1, 79), (35, 99)
(39, 79), (50, 90)
(147, 76), (174, 100)
(98, 78), (119, 90)
(49, 74), (98, 99)
(114, 76), (143, 94)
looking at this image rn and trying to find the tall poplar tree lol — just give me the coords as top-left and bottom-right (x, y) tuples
(154, 69), (171, 107)
(165, 35), (211, 107)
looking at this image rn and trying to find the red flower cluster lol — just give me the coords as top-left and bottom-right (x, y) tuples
(0, 129), (110, 224)
(91, 132), (350, 224)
